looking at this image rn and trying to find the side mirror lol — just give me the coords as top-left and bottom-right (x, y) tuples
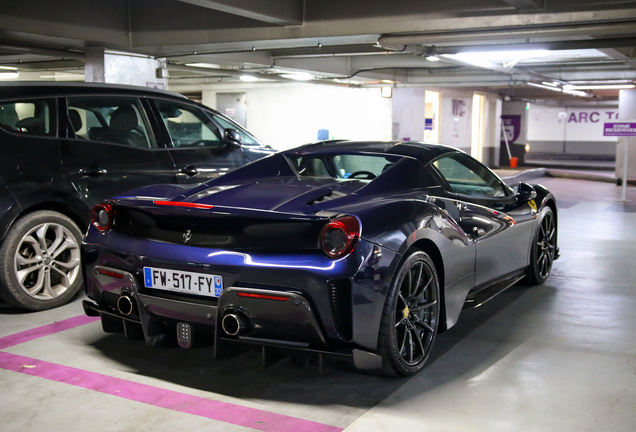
(517, 182), (537, 202)
(223, 128), (242, 147)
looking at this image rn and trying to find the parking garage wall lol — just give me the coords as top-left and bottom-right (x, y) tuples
(201, 84), (392, 150)
(524, 103), (618, 159)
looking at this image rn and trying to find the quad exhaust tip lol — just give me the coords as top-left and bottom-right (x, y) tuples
(117, 293), (136, 316)
(222, 313), (249, 336)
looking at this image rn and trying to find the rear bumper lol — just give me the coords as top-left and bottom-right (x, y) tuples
(82, 265), (384, 369)
(83, 228), (401, 352)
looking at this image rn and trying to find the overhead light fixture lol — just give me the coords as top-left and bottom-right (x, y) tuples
(562, 89), (590, 97)
(563, 84), (635, 90)
(528, 82), (590, 97)
(454, 50), (550, 61)
(542, 81), (559, 87)
(426, 55), (440, 62)
(0, 66), (17, 71)
(280, 73), (314, 81)
(239, 75), (259, 82)
(0, 72), (19, 79)
(185, 63), (221, 69)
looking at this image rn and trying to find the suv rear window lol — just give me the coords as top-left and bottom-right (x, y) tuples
(67, 97), (154, 148)
(0, 99), (55, 136)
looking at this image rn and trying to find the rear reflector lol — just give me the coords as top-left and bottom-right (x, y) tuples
(153, 200), (214, 209)
(98, 269), (125, 279)
(236, 292), (289, 301)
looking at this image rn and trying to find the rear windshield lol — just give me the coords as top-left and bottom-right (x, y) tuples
(288, 154), (401, 180)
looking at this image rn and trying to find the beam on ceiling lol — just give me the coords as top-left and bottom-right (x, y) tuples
(173, 0), (303, 25)
(378, 21), (636, 46)
(500, 0), (544, 9)
(0, 43), (83, 60)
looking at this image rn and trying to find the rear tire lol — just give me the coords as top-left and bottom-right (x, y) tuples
(524, 207), (556, 285)
(0, 211), (83, 311)
(377, 248), (440, 377)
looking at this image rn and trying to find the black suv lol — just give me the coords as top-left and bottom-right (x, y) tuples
(0, 82), (274, 310)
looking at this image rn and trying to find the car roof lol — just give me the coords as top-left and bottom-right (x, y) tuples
(286, 140), (462, 164)
(0, 81), (188, 101)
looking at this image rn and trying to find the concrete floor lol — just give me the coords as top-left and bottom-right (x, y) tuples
(1, 177), (635, 432)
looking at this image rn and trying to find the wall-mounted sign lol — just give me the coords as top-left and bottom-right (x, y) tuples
(380, 87), (392, 98)
(452, 99), (466, 117)
(604, 123), (636, 136)
(501, 115), (521, 143)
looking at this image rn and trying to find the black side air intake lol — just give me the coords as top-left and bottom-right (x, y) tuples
(328, 278), (353, 341)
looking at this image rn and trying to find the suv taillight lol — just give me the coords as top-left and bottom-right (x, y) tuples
(91, 204), (114, 232)
(320, 215), (360, 258)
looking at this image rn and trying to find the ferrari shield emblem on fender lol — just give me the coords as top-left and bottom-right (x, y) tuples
(528, 200), (537, 211)
(183, 230), (192, 243)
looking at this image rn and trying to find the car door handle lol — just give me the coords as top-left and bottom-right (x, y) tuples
(78, 168), (107, 176)
(178, 165), (199, 176)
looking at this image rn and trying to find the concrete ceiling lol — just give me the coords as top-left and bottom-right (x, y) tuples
(2, 0), (636, 99)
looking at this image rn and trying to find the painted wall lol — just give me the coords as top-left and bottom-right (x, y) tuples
(527, 105), (618, 156)
(440, 89), (473, 153)
(201, 83), (392, 151)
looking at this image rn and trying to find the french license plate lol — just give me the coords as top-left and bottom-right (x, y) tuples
(143, 267), (223, 297)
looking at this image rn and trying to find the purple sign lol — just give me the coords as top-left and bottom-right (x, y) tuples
(603, 122), (636, 136)
(501, 115), (521, 143)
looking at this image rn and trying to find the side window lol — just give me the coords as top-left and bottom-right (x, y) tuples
(211, 113), (261, 145)
(154, 100), (223, 148)
(67, 97), (154, 148)
(0, 99), (55, 136)
(432, 153), (506, 198)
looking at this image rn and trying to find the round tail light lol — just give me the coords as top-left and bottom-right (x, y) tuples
(91, 204), (114, 232)
(320, 215), (360, 258)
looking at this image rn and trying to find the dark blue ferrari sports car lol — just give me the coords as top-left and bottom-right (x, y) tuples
(82, 141), (559, 376)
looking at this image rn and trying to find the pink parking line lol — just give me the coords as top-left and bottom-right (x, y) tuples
(0, 315), (99, 350)
(0, 351), (342, 432)
(0, 315), (343, 432)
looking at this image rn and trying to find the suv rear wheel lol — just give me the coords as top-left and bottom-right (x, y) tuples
(0, 211), (83, 310)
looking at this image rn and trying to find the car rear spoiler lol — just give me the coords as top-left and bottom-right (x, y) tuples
(107, 197), (334, 222)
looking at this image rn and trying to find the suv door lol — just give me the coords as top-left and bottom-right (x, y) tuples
(60, 95), (176, 209)
(148, 98), (249, 183)
(429, 152), (536, 286)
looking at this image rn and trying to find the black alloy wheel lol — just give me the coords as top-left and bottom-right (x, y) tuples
(378, 248), (440, 376)
(525, 207), (556, 285)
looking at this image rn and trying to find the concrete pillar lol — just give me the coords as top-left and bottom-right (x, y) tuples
(84, 47), (105, 83)
(392, 88), (426, 141)
(84, 47), (167, 89)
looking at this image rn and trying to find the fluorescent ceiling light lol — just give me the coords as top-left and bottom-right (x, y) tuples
(426, 55), (440, 62)
(454, 50), (550, 61)
(39, 72), (84, 79)
(280, 73), (313, 81)
(563, 84), (635, 90)
(541, 81), (559, 87)
(239, 75), (259, 82)
(185, 63), (221, 69)
(0, 66), (17, 71)
(562, 89), (590, 97)
(527, 82), (589, 97)
(0, 72), (19, 79)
